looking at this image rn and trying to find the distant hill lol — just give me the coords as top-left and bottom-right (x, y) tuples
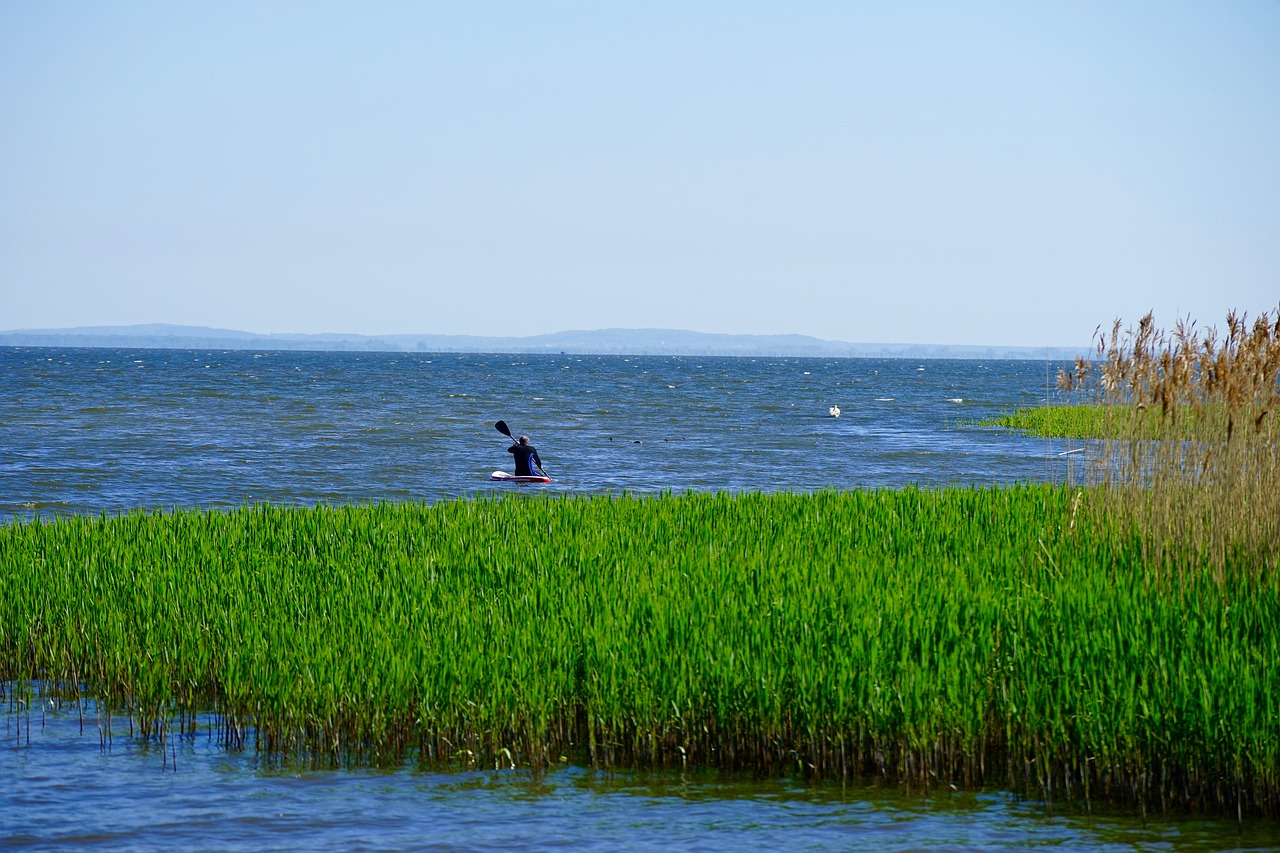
(0, 324), (1089, 360)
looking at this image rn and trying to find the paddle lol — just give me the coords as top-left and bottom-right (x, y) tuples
(494, 420), (548, 477)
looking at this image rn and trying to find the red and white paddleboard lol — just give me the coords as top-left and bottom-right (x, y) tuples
(490, 471), (552, 484)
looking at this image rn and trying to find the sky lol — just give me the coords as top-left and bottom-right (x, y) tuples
(2, 2), (1277, 347)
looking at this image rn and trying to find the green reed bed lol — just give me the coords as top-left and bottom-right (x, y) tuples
(979, 404), (1237, 440)
(2, 488), (1278, 816)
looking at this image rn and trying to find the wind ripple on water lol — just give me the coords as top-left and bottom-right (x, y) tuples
(1, 704), (1271, 852)
(2, 348), (1078, 521)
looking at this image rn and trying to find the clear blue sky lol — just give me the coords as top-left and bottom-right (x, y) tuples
(3, 2), (1277, 346)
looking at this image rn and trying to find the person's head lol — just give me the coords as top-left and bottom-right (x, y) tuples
(519, 436), (529, 445)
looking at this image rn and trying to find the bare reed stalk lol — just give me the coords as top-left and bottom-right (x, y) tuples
(1059, 305), (1280, 575)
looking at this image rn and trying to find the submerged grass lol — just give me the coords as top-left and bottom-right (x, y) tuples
(3, 488), (1278, 816)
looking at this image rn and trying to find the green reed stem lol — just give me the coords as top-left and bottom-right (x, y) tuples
(1, 489), (1276, 814)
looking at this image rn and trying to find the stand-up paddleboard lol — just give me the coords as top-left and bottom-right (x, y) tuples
(490, 471), (552, 484)
(491, 420), (551, 483)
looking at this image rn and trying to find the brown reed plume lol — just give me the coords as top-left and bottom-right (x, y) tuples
(1059, 305), (1280, 576)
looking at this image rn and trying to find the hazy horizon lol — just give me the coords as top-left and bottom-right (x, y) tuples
(0, 320), (1091, 350)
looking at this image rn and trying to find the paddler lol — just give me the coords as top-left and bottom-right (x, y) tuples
(507, 435), (546, 477)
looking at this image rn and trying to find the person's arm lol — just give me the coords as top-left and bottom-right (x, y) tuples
(532, 450), (543, 470)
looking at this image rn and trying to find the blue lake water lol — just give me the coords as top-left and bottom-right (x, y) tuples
(2, 347), (1077, 521)
(3, 347), (1263, 850)
(4, 696), (1275, 852)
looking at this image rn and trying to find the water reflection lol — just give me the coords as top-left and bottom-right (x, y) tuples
(3, 701), (1273, 852)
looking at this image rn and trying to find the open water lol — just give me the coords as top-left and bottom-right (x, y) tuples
(2, 347), (1269, 850)
(2, 347), (1078, 521)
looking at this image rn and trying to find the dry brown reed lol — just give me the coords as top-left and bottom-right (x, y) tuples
(1058, 305), (1280, 575)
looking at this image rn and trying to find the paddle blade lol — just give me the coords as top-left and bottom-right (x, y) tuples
(495, 420), (512, 438)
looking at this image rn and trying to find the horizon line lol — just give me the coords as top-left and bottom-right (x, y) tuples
(0, 322), (1089, 352)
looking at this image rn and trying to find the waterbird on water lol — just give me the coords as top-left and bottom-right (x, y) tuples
(829, 405), (841, 418)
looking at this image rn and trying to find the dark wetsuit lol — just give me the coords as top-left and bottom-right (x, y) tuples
(508, 443), (544, 477)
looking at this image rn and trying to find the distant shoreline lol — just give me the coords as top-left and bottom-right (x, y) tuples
(0, 324), (1088, 360)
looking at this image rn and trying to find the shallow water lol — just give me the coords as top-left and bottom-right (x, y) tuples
(4, 700), (1275, 852)
(1, 347), (1081, 522)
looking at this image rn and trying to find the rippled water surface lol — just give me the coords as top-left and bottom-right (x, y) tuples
(2, 347), (1077, 521)
(4, 701), (1275, 852)
(6, 347), (1264, 850)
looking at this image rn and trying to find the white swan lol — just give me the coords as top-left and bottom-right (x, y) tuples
(829, 404), (841, 418)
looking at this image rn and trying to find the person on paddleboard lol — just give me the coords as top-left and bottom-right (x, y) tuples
(508, 436), (545, 477)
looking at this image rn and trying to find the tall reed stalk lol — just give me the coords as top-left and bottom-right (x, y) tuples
(1057, 305), (1280, 574)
